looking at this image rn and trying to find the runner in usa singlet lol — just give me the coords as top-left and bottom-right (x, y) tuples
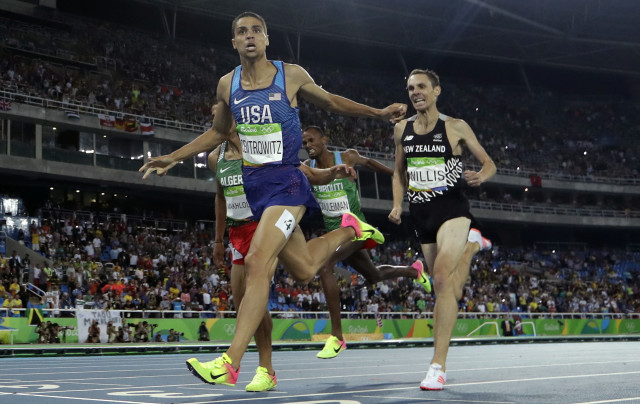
(228, 60), (318, 219)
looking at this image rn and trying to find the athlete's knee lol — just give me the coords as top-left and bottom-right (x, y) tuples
(244, 252), (274, 282)
(431, 267), (455, 295)
(291, 272), (314, 285)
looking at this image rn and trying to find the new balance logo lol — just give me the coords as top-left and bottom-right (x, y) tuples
(233, 95), (250, 105)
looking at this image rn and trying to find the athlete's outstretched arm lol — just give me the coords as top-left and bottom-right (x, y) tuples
(288, 64), (407, 123)
(299, 163), (356, 186)
(342, 149), (394, 176)
(140, 78), (234, 179)
(208, 147), (228, 268)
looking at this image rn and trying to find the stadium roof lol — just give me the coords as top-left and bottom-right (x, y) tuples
(136, 0), (640, 77)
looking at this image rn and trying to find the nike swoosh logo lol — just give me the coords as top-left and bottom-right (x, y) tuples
(333, 346), (342, 353)
(211, 371), (228, 381)
(233, 96), (250, 105)
(220, 166), (231, 173)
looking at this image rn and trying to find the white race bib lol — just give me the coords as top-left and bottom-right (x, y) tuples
(407, 157), (447, 192)
(237, 123), (283, 166)
(315, 190), (350, 217)
(224, 185), (253, 220)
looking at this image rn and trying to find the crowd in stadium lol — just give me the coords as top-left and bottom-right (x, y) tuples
(1, 13), (638, 182)
(1, 9), (639, 320)
(1, 210), (638, 318)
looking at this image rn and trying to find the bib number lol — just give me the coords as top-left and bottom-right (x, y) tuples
(407, 157), (447, 192)
(237, 123), (283, 166)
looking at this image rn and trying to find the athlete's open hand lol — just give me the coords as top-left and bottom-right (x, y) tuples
(331, 164), (357, 180)
(380, 103), (408, 123)
(388, 207), (402, 225)
(139, 155), (179, 179)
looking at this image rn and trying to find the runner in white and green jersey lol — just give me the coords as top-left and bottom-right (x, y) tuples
(302, 125), (432, 359)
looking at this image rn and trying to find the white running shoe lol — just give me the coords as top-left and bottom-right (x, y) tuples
(468, 228), (492, 251)
(420, 363), (447, 390)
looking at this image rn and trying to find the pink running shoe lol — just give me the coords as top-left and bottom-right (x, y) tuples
(468, 228), (492, 251)
(340, 212), (384, 244)
(411, 260), (432, 293)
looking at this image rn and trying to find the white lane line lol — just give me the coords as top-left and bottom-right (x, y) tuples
(570, 398), (640, 404)
(7, 369), (637, 404)
(177, 370), (640, 403)
(356, 395), (515, 403)
(1, 358), (639, 378)
(9, 392), (155, 404)
(448, 370), (640, 387)
(5, 382), (209, 394)
(2, 363), (640, 388)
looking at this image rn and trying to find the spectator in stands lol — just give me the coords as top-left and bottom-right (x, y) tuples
(167, 328), (181, 342)
(85, 320), (100, 343)
(2, 295), (19, 315)
(116, 320), (132, 343)
(107, 321), (117, 343)
(134, 321), (150, 342)
(35, 321), (49, 343)
(198, 321), (210, 341)
(9, 278), (20, 296)
(501, 315), (514, 337)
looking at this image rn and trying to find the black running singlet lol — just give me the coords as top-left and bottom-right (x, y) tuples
(400, 114), (466, 205)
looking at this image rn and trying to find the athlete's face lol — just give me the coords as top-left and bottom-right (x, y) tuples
(231, 17), (269, 58)
(302, 130), (326, 159)
(407, 74), (440, 112)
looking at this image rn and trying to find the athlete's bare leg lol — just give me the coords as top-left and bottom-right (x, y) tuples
(421, 217), (470, 372)
(345, 249), (419, 284)
(230, 262), (276, 375)
(317, 263), (344, 340)
(225, 204), (356, 368)
(319, 243), (422, 341)
(451, 241), (480, 301)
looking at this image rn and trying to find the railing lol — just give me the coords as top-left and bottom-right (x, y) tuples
(1, 86), (636, 187)
(25, 283), (45, 298)
(39, 208), (189, 231)
(466, 321), (500, 337)
(0, 88), (207, 134)
(470, 200), (640, 219)
(1, 308), (636, 321)
(465, 162), (639, 186)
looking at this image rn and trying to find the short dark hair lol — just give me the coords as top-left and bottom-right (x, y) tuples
(408, 69), (440, 89)
(232, 12), (267, 37)
(302, 125), (325, 137)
